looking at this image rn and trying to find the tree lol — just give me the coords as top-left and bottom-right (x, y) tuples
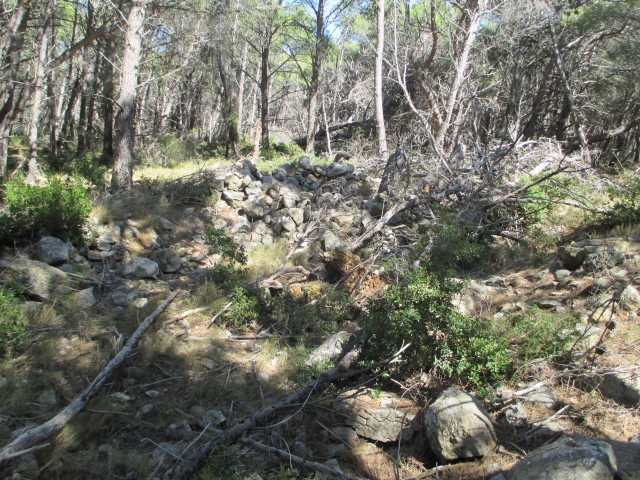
(374, 0), (388, 156)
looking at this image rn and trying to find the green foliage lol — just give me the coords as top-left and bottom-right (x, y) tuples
(0, 285), (27, 351)
(597, 178), (640, 229)
(261, 142), (304, 162)
(204, 226), (247, 286)
(62, 154), (107, 187)
(423, 224), (485, 273)
(0, 176), (91, 243)
(500, 307), (577, 363)
(221, 287), (260, 328)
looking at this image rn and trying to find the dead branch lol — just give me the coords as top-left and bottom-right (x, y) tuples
(244, 438), (357, 480)
(520, 404), (570, 440)
(208, 302), (233, 328)
(165, 343), (411, 480)
(0, 443), (50, 461)
(251, 361), (266, 407)
(162, 306), (209, 327)
(0, 291), (178, 465)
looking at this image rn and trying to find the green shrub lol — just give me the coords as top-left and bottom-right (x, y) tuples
(221, 287), (260, 328)
(0, 285), (27, 350)
(597, 178), (640, 228)
(0, 175), (91, 243)
(204, 226), (247, 286)
(62, 154), (107, 187)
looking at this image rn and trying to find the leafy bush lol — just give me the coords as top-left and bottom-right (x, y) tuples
(0, 285), (27, 351)
(204, 226), (247, 286)
(597, 178), (640, 229)
(221, 287), (260, 328)
(0, 175), (91, 243)
(62, 154), (107, 187)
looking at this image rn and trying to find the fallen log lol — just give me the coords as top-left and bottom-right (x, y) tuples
(165, 342), (411, 480)
(0, 291), (179, 465)
(162, 306), (210, 327)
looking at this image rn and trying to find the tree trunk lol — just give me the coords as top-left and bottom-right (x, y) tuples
(237, 41), (248, 135)
(111, 2), (146, 191)
(374, 0), (388, 156)
(305, 0), (325, 154)
(76, 1), (94, 156)
(260, 44), (270, 150)
(102, 34), (116, 158)
(26, 0), (57, 184)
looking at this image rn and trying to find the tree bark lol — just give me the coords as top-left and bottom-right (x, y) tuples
(26, 0), (57, 184)
(111, 2), (146, 191)
(237, 40), (248, 135)
(260, 43), (271, 150)
(305, 0), (325, 154)
(374, 0), (388, 156)
(102, 33), (116, 158)
(76, 1), (95, 156)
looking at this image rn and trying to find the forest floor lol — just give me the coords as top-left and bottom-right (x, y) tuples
(1, 156), (640, 480)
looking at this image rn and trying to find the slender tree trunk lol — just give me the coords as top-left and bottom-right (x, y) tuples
(305, 0), (325, 154)
(76, 1), (94, 156)
(260, 44), (271, 150)
(26, 0), (57, 184)
(111, 2), (145, 190)
(59, 74), (80, 147)
(102, 34), (116, 158)
(237, 41), (248, 135)
(47, 73), (57, 157)
(85, 51), (101, 152)
(374, 0), (388, 156)
(248, 67), (259, 141)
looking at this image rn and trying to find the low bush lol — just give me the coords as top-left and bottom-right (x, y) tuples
(0, 285), (27, 351)
(596, 178), (640, 229)
(204, 226), (247, 286)
(0, 175), (92, 243)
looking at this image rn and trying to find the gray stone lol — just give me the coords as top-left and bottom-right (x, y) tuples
(141, 404), (154, 415)
(212, 218), (227, 229)
(502, 403), (528, 427)
(554, 269), (572, 282)
(132, 297), (148, 309)
(0, 258), (70, 301)
(299, 155), (311, 169)
(14, 453), (39, 479)
(203, 409), (227, 427)
(200, 358), (216, 370)
(306, 331), (353, 366)
(326, 161), (353, 178)
(424, 388), (497, 461)
(212, 178), (225, 191)
(261, 234), (274, 245)
(280, 217), (297, 233)
(572, 433), (640, 480)
(37, 389), (57, 406)
(619, 285), (640, 311)
(522, 386), (557, 408)
(506, 435), (617, 480)
(583, 246), (625, 272)
(155, 215), (174, 231)
(587, 370), (640, 406)
(153, 442), (180, 463)
(558, 245), (588, 270)
(222, 190), (245, 205)
(167, 420), (193, 440)
(289, 207), (304, 226)
(537, 298), (561, 309)
(122, 257), (160, 279)
(146, 390), (161, 398)
(97, 444), (111, 460)
(150, 248), (182, 273)
(225, 173), (242, 190)
(321, 232), (343, 251)
(232, 216), (252, 234)
(242, 201), (264, 220)
(315, 459), (343, 479)
(36, 236), (70, 265)
(72, 287), (97, 307)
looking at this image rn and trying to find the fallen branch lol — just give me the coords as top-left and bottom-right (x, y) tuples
(228, 334), (298, 341)
(165, 343), (411, 480)
(163, 306), (209, 327)
(208, 302), (232, 328)
(0, 291), (179, 465)
(251, 361), (266, 407)
(0, 443), (50, 461)
(520, 404), (570, 440)
(244, 439), (357, 480)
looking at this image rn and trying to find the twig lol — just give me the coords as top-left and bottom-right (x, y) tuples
(163, 306), (210, 327)
(0, 291), (179, 464)
(244, 439), (357, 480)
(0, 443), (50, 461)
(85, 409), (130, 416)
(251, 361), (266, 407)
(208, 302), (232, 328)
(228, 334), (298, 341)
(179, 423), (212, 459)
(520, 405), (570, 440)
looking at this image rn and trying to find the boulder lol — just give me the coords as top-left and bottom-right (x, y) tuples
(321, 232), (343, 251)
(155, 215), (174, 231)
(333, 390), (418, 442)
(280, 217), (297, 233)
(0, 258), (70, 301)
(619, 285), (640, 311)
(506, 435), (617, 480)
(232, 216), (252, 234)
(326, 161), (353, 178)
(122, 257), (160, 279)
(222, 190), (245, 206)
(572, 433), (640, 480)
(583, 246), (626, 272)
(299, 155), (311, 169)
(289, 207), (304, 226)
(586, 370), (640, 406)
(242, 200), (265, 220)
(72, 287), (97, 307)
(306, 331), (353, 366)
(150, 248), (182, 273)
(424, 388), (497, 461)
(557, 245), (588, 270)
(36, 236), (70, 265)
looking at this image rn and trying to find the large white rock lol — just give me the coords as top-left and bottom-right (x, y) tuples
(122, 257), (160, 279)
(507, 435), (617, 480)
(36, 236), (69, 265)
(424, 388), (497, 460)
(0, 258), (70, 300)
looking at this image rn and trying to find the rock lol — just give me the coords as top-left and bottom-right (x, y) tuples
(424, 388), (497, 461)
(153, 442), (180, 462)
(280, 216), (297, 233)
(183, 207), (195, 216)
(289, 207), (304, 226)
(242, 200), (265, 220)
(36, 236), (70, 265)
(522, 386), (557, 408)
(232, 216), (252, 234)
(155, 216), (174, 231)
(122, 257), (160, 279)
(167, 420), (193, 440)
(212, 218), (227, 229)
(586, 370), (640, 406)
(502, 403), (528, 427)
(583, 246), (626, 272)
(97, 444), (111, 460)
(145, 390), (161, 398)
(537, 298), (561, 309)
(200, 358), (215, 370)
(306, 331), (353, 366)
(619, 285), (640, 311)
(506, 435), (617, 480)
(0, 258), (70, 301)
(299, 155), (311, 169)
(326, 161), (353, 178)
(72, 287), (97, 307)
(572, 433), (640, 480)
(150, 248), (182, 273)
(110, 288), (137, 306)
(554, 269), (572, 283)
(132, 297), (148, 308)
(332, 427), (358, 443)
(203, 410), (226, 427)
(37, 389), (57, 406)
(321, 232), (343, 251)
(14, 453), (39, 479)
(557, 245), (588, 270)
(140, 404), (154, 415)
(315, 459), (343, 479)
(262, 234), (274, 245)
(222, 190), (245, 205)
(333, 390), (418, 443)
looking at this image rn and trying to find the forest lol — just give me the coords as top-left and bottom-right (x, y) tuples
(0, 0), (640, 478)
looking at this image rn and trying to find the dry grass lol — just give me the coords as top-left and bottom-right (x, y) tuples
(135, 158), (229, 183)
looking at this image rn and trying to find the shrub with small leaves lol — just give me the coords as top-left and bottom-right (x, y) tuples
(0, 285), (27, 351)
(204, 226), (247, 286)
